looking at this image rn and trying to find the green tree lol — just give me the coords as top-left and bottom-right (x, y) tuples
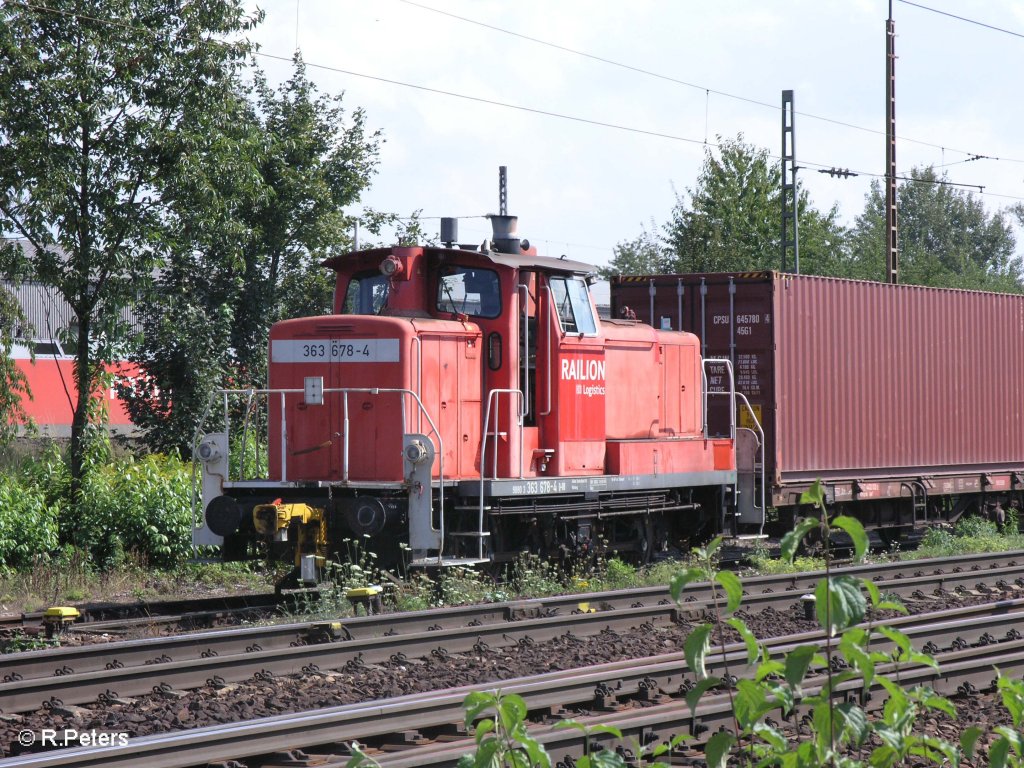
(0, 0), (259, 488)
(662, 135), (846, 276)
(602, 220), (671, 277)
(0, 272), (31, 443)
(233, 55), (382, 377)
(848, 166), (1022, 291)
(121, 54), (383, 454)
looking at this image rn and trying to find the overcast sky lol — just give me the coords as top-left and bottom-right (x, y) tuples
(247, 0), (1024, 269)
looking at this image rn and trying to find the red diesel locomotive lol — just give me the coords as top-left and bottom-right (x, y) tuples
(193, 215), (759, 580)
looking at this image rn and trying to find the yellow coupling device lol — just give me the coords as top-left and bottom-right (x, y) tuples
(252, 502), (328, 565)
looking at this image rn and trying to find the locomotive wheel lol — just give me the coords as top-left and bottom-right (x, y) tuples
(633, 516), (655, 565)
(626, 518), (659, 565)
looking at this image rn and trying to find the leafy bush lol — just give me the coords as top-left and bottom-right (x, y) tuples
(954, 514), (999, 539)
(0, 474), (58, 568)
(70, 453), (192, 569)
(917, 525), (955, 551)
(596, 557), (638, 589)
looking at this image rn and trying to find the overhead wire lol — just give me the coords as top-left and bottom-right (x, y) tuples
(9, 0), (1024, 204)
(262, 53), (1016, 199)
(398, 0), (1024, 165)
(896, 0), (1024, 40)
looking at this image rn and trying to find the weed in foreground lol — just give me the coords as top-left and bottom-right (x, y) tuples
(345, 481), (1024, 767)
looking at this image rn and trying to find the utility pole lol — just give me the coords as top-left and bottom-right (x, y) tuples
(780, 90), (799, 273)
(885, 0), (898, 284)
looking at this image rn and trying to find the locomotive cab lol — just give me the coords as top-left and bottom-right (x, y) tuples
(193, 212), (747, 580)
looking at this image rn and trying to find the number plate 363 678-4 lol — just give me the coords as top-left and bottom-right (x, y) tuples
(271, 339), (400, 363)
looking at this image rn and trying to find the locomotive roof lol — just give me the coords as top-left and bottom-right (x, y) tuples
(322, 246), (596, 276)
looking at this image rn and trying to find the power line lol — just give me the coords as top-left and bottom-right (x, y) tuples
(896, 0), (1024, 40)
(398, 0), (1024, 164)
(258, 52), (715, 149)
(270, 53), (1010, 198)
(9, 1), (1024, 203)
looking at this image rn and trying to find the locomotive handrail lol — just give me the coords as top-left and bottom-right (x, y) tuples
(540, 283), (553, 417)
(410, 336), (422, 433)
(477, 388), (526, 560)
(518, 284), (530, 421)
(480, 389), (526, 480)
(193, 387), (446, 547)
(701, 358), (766, 534)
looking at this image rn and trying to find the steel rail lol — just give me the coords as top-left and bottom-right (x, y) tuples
(4, 599), (1024, 768)
(1, 561), (1022, 714)
(3, 548), (1021, 684)
(0, 594), (282, 631)
(370, 638), (1024, 768)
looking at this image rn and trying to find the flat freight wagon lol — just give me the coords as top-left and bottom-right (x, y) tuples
(610, 272), (1024, 534)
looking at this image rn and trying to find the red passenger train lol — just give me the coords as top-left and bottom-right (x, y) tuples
(194, 216), (758, 580)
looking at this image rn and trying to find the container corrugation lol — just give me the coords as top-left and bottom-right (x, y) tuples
(610, 271), (1024, 491)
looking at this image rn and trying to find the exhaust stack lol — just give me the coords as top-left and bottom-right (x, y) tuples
(489, 214), (524, 254)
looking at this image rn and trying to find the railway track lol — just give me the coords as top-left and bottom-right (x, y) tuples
(3, 595), (1022, 767)
(0, 593), (284, 636)
(1, 552), (1022, 716)
(1, 548), (1016, 637)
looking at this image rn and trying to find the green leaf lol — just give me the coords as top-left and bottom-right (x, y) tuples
(784, 645), (818, 688)
(876, 625), (913, 660)
(998, 672), (1024, 728)
(755, 654), (785, 682)
(751, 721), (787, 750)
(831, 515), (868, 561)
(705, 730), (736, 768)
(714, 570), (743, 614)
(473, 718), (495, 742)
(815, 574), (867, 635)
(868, 744), (898, 768)
(518, 733), (551, 768)
(583, 751), (628, 768)
(780, 517), (819, 562)
(725, 617), (759, 664)
(764, 680), (795, 716)
(463, 691), (497, 726)
(799, 479), (827, 508)
(863, 578), (881, 608)
(877, 600), (908, 614)
(685, 676), (722, 718)
(669, 567), (706, 603)
(582, 723), (624, 739)
(990, 735), (1011, 768)
(960, 726), (983, 760)
(839, 636), (876, 688)
(835, 701), (870, 747)
(498, 694), (528, 732)
(908, 650), (940, 671)
(734, 678), (770, 730)
(684, 623), (713, 680)
(554, 718), (587, 733)
(812, 700), (834, 752)
(994, 726), (1024, 753)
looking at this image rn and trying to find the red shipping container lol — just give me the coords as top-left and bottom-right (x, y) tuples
(611, 272), (1024, 513)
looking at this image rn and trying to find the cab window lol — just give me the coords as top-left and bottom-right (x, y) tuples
(437, 267), (501, 318)
(549, 276), (597, 335)
(342, 272), (389, 314)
